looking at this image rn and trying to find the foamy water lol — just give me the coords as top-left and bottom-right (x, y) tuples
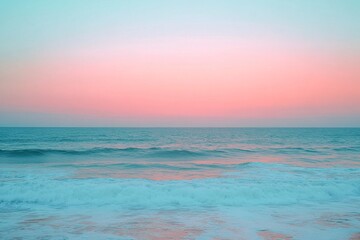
(0, 128), (359, 239)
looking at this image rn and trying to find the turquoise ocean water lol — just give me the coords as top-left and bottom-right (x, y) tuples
(0, 128), (359, 239)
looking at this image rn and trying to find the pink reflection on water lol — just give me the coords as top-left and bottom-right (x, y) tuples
(73, 168), (222, 181)
(316, 213), (357, 228)
(350, 232), (360, 240)
(257, 230), (293, 240)
(193, 156), (285, 165)
(70, 156), (290, 181)
(141, 171), (221, 181)
(110, 215), (203, 240)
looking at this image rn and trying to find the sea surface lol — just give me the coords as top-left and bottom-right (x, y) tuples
(0, 128), (359, 240)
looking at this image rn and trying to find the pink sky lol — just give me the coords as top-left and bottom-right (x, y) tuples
(1, 36), (359, 126)
(1, 1), (360, 126)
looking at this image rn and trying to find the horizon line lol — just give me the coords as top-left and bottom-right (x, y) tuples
(1, 126), (359, 128)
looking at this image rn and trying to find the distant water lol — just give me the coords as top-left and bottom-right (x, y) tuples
(0, 128), (359, 239)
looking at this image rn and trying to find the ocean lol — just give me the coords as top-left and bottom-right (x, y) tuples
(0, 128), (359, 239)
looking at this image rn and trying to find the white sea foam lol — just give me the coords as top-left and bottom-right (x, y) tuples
(1, 163), (359, 209)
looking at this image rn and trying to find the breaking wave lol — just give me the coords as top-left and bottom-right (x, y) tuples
(1, 164), (359, 209)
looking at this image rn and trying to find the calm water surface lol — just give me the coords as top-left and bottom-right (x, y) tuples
(0, 128), (359, 239)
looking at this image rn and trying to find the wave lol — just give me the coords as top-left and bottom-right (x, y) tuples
(0, 147), (220, 158)
(1, 166), (359, 209)
(51, 161), (255, 171)
(270, 147), (320, 154)
(332, 147), (360, 152)
(54, 162), (199, 171)
(147, 149), (208, 158)
(1, 144), (358, 159)
(0, 147), (145, 157)
(192, 162), (253, 169)
(0, 137), (153, 143)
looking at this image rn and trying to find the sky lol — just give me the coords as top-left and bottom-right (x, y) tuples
(0, 0), (359, 127)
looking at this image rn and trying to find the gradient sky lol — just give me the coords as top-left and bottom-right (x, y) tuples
(0, 0), (359, 127)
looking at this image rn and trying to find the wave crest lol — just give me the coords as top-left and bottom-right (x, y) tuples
(1, 172), (358, 209)
(0, 147), (217, 158)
